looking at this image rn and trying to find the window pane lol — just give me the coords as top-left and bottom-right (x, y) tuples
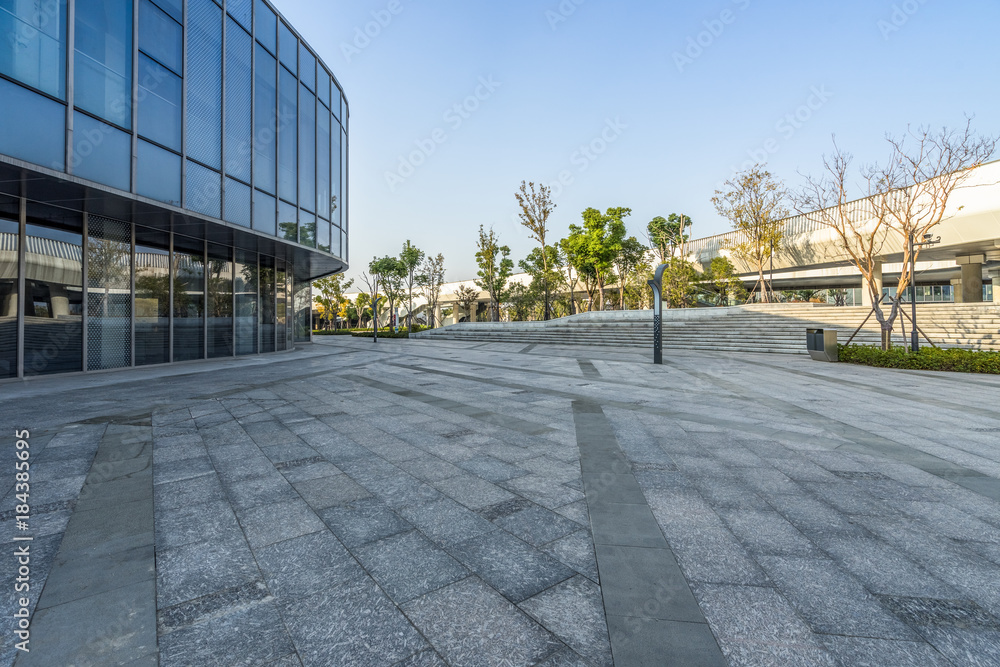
(330, 225), (341, 258)
(138, 54), (182, 150)
(139, 0), (181, 74)
(186, 0), (222, 168)
(277, 67), (297, 202)
(253, 189), (275, 235)
(259, 257), (274, 352)
(316, 220), (330, 253)
(298, 84), (315, 211)
(253, 0), (275, 54)
(207, 243), (233, 357)
(24, 222), (83, 375)
(278, 201), (296, 242)
(0, 78), (65, 170)
(73, 112), (131, 191)
(172, 235), (204, 361)
(298, 43), (314, 91)
(293, 274), (309, 342)
(317, 70), (330, 108)
(0, 0), (67, 98)
(224, 17), (251, 182)
(235, 248), (257, 355)
(316, 110), (330, 218)
(74, 0), (132, 127)
(151, 0), (181, 22)
(227, 0), (250, 31)
(276, 266), (286, 350)
(137, 140), (181, 206)
(341, 128), (347, 236)
(252, 44), (276, 193)
(298, 210), (315, 248)
(278, 21), (295, 74)
(330, 124), (341, 228)
(0, 216), (18, 378)
(224, 177), (251, 227)
(186, 160), (221, 218)
(332, 85), (342, 123)
(86, 216), (131, 370)
(134, 226), (169, 365)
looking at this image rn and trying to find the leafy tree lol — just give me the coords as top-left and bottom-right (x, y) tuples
(505, 282), (538, 321)
(398, 240), (425, 331)
(313, 273), (353, 330)
(612, 236), (648, 309)
(798, 121), (997, 348)
(371, 256), (406, 331)
(473, 225), (514, 322)
(355, 292), (371, 327)
(647, 214), (692, 263)
(418, 253), (446, 328)
(566, 207), (629, 311)
(455, 285), (480, 322)
(662, 258), (700, 309)
(712, 165), (788, 303)
(703, 256), (747, 306)
(518, 246), (562, 318)
(515, 181), (556, 319)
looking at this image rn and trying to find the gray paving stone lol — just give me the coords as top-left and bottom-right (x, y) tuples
(456, 455), (530, 483)
(819, 636), (954, 667)
(719, 508), (820, 556)
(433, 473), (516, 510)
(155, 498), (243, 550)
(292, 474), (372, 510)
(401, 576), (563, 667)
(280, 576), (428, 667)
(590, 503), (668, 548)
(519, 575), (613, 667)
(154, 473), (226, 512)
(236, 500), (326, 550)
(318, 497), (413, 549)
(605, 616), (725, 667)
(540, 529), (600, 583)
(501, 474), (585, 510)
(158, 601), (294, 667)
(355, 530), (469, 604)
(918, 626), (1000, 667)
(494, 504), (580, 547)
(156, 535), (260, 608)
(397, 495), (497, 546)
(254, 530), (363, 600)
(552, 499), (590, 526)
(595, 544), (704, 623)
(447, 530), (574, 603)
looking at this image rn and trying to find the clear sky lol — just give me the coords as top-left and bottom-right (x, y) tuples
(274, 0), (1000, 282)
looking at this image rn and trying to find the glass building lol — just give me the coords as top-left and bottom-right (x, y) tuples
(0, 0), (348, 379)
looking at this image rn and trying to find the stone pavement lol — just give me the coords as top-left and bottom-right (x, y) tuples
(1, 337), (999, 666)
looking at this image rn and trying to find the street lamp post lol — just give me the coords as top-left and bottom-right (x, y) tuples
(648, 263), (669, 365)
(908, 232), (941, 353)
(372, 296), (384, 343)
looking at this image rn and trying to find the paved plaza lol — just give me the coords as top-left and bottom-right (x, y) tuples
(2, 337), (1000, 666)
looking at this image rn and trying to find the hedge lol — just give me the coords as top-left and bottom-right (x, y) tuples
(350, 330), (409, 339)
(838, 344), (1000, 374)
(312, 329), (357, 336)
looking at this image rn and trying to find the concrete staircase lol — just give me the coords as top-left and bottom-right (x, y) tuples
(411, 303), (1000, 354)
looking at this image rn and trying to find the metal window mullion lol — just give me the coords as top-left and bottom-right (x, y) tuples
(249, 11), (256, 226)
(65, 0), (76, 174)
(168, 232), (174, 363)
(231, 245), (236, 357)
(203, 238), (208, 359)
(81, 212), (88, 372)
(130, 223), (136, 366)
(256, 251), (261, 354)
(131, 0), (139, 193)
(219, 9), (226, 220)
(15, 197), (26, 378)
(181, 0), (188, 206)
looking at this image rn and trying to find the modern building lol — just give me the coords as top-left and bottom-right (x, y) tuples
(0, 0), (348, 380)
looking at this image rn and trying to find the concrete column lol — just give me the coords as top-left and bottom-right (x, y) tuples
(433, 304), (441, 328)
(862, 260), (883, 307)
(1, 290), (17, 317)
(49, 286), (70, 317)
(991, 271), (1000, 304)
(951, 279), (964, 303)
(961, 263), (984, 303)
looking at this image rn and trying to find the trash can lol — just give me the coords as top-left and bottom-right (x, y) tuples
(806, 328), (838, 362)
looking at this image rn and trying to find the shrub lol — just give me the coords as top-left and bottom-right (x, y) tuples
(312, 329), (356, 336)
(350, 330), (409, 339)
(838, 344), (1000, 374)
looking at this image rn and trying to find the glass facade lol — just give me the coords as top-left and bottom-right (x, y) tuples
(0, 0), (348, 379)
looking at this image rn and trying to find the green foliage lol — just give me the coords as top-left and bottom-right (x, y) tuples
(703, 256), (748, 306)
(473, 225), (514, 322)
(312, 329), (356, 335)
(661, 258), (700, 309)
(647, 214), (692, 263)
(418, 253), (446, 327)
(515, 181), (557, 319)
(839, 345), (1000, 374)
(565, 207), (630, 310)
(398, 240), (425, 330)
(313, 273), (353, 329)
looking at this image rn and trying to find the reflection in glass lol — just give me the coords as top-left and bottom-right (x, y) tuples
(137, 140), (181, 206)
(330, 225), (342, 258)
(277, 67), (297, 203)
(317, 70), (330, 108)
(224, 178), (252, 227)
(317, 221), (330, 253)
(24, 223), (83, 375)
(0, 218), (18, 378)
(0, 0), (67, 98)
(235, 249), (257, 355)
(227, 0), (251, 31)
(186, 0), (222, 168)
(207, 243), (233, 358)
(278, 201), (297, 242)
(276, 266), (287, 351)
(73, 112), (131, 191)
(138, 0), (181, 74)
(134, 228), (170, 365)
(172, 235), (204, 361)
(253, 44), (277, 194)
(74, 0), (132, 127)
(298, 43), (314, 91)
(254, 0), (276, 54)
(259, 256), (275, 353)
(87, 216), (132, 370)
(0, 78), (66, 171)
(331, 125), (341, 229)
(317, 110), (331, 219)
(293, 275), (310, 342)
(186, 160), (221, 218)
(253, 189), (276, 235)
(225, 17), (252, 182)
(299, 84), (315, 211)
(138, 54), (182, 151)
(298, 211), (316, 249)
(278, 21), (296, 74)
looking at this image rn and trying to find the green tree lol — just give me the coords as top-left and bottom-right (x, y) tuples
(566, 207), (629, 311)
(515, 181), (556, 320)
(455, 285), (480, 322)
(355, 292), (371, 327)
(662, 258), (700, 309)
(518, 246), (562, 319)
(418, 253), (446, 328)
(704, 256), (748, 306)
(398, 240), (425, 331)
(647, 214), (692, 264)
(313, 273), (353, 330)
(611, 236), (648, 309)
(370, 256), (405, 331)
(473, 225), (514, 322)
(505, 282), (538, 322)
(712, 165), (788, 303)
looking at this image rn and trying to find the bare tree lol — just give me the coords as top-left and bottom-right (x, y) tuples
(713, 166), (788, 303)
(515, 181), (556, 320)
(418, 253), (446, 328)
(798, 121), (997, 348)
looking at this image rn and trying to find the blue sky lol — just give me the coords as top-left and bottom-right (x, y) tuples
(275, 0), (1000, 282)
